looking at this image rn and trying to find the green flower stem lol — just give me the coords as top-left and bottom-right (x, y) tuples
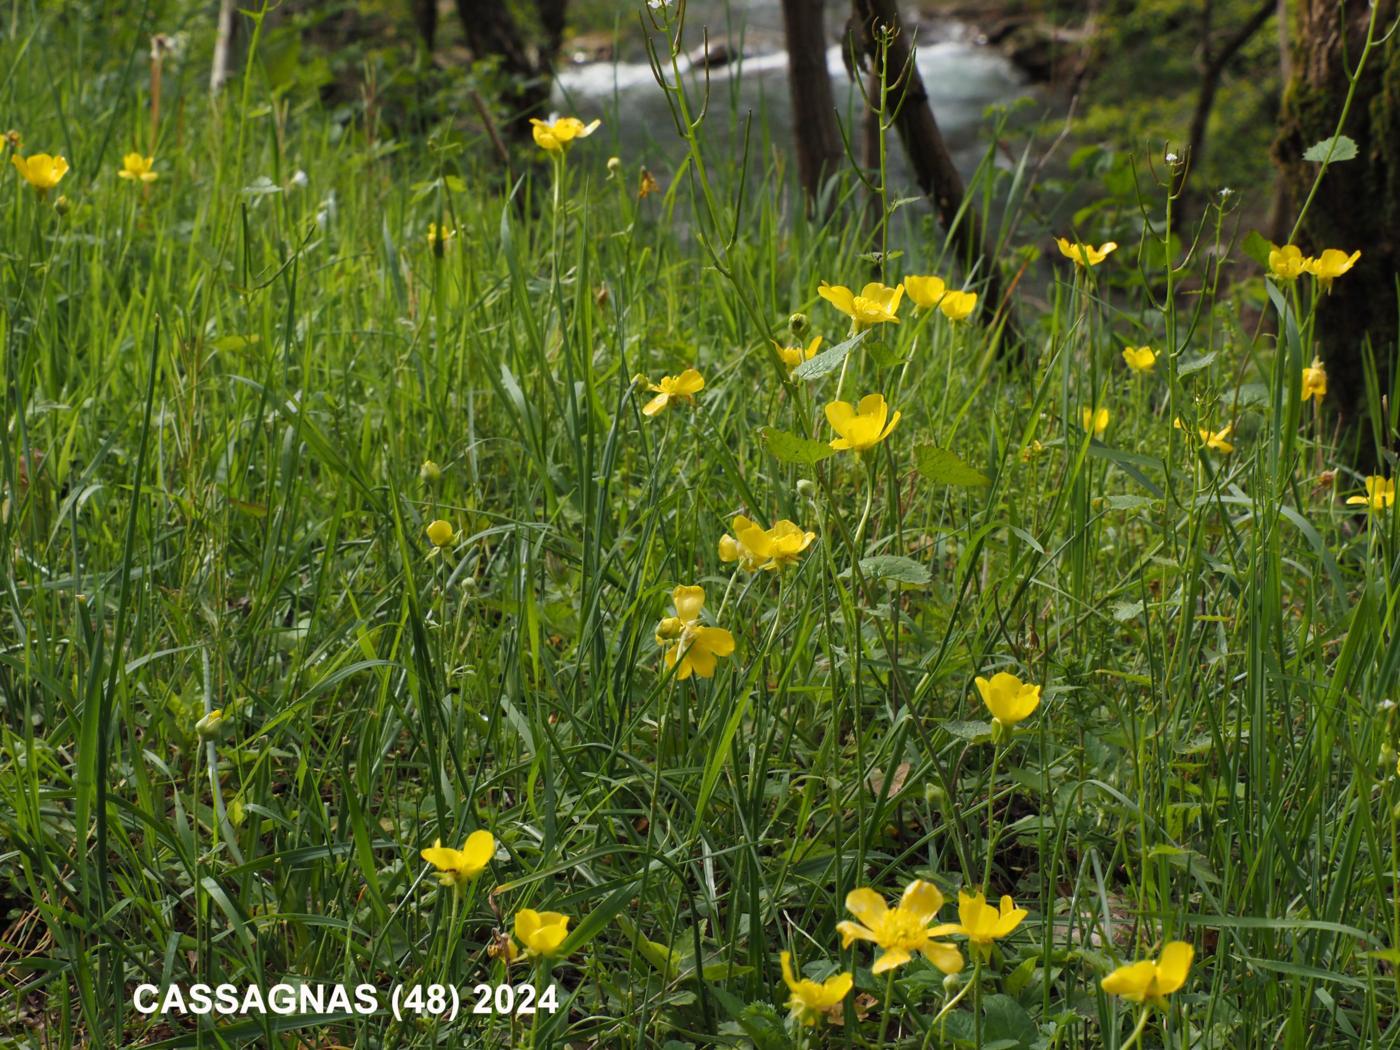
(876, 969), (897, 1046)
(924, 971), (973, 1048)
(982, 742), (1004, 890)
(1117, 1005), (1153, 1050)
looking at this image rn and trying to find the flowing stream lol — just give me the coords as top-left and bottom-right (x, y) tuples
(555, 1), (1031, 180)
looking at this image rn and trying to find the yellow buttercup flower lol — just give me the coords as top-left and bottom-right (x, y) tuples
(817, 281), (904, 331)
(1268, 244), (1308, 281)
(773, 335), (822, 374)
(1081, 406), (1109, 436)
(659, 585), (735, 680)
(11, 152), (68, 194)
(836, 880), (963, 976)
(718, 518), (765, 573)
(530, 116), (601, 153)
(1201, 424), (1234, 453)
(1101, 941), (1193, 1007)
(945, 892), (1027, 959)
(512, 909), (571, 958)
(1173, 417), (1233, 453)
(426, 519), (456, 547)
(719, 515), (815, 572)
(825, 393), (900, 452)
(1056, 237), (1117, 268)
(975, 672), (1041, 730)
(420, 830), (494, 888)
(779, 951), (852, 1027)
(118, 153), (157, 183)
(904, 274), (946, 309)
(1301, 357), (1327, 402)
(1305, 248), (1360, 291)
(1122, 346), (1156, 373)
(427, 223), (455, 250)
(939, 289), (978, 322)
(641, 368), (704, 417)
(1347, 475), (1395, 512)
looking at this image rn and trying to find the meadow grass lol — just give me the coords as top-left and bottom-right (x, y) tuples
(3, 2), (1400, 1048)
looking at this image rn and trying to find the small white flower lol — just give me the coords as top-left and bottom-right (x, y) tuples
(289, 169), (308, 188)
(1165, 151), (1179, 165)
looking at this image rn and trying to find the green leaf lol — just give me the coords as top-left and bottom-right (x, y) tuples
(1242, 230), (1275, 268)
(556, 880), (638, 958)
(1106, 494), (1156, 511)
(854, 554), (931, 586)
(1177, 350), (1218, 377)
(1111, 600), (1146, 622)
(981, 993), (1039, 1048)
(914, 443), (990, 486)
(1304, 135), (1358, 163)
(761, 427), (835, 465)
(791, 331), (866, 381)
(210, 334), (260, 352)
(942, 719), (994, 743)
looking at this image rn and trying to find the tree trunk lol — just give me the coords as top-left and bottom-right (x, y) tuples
(1175, 0), (1275, 203)
(780, 0), (844, 209)
(1272, 0), (1400, 427)
(413, 0), (437, 51)
(452, 0), (562, 141)
(849, 0), (1008, 324)
(210, 0), (237, 94)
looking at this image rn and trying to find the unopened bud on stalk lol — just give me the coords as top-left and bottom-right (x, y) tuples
(788, 312), (808, 337)
(195, 708), (227, 741)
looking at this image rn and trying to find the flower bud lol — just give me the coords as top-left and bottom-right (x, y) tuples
(195, 708), (227, 741)
(426, 519), (455, 548)
(228, 798), (246, 827)
(419, 459), (442, 484)
(54, 195), (71, 215)
(796, 478), (816, 499)
(788, 312), (808, 337)
(606, 156), (622, 175)
(943, 972), (962, 993)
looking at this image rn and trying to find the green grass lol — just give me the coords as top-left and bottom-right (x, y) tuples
(3, 2), (1400, 1048)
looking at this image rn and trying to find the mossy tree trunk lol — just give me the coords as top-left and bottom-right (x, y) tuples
(1272, 0), (1400, 429)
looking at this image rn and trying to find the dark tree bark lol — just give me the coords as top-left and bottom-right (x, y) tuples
(418, 0), (568, 143)
(1272, 0), (1400, 428)
(1174, 0), (1275, 202)
(848, 0), (1008, 324)
(413, 0), (437, 51)
(780, 0), (844, 209)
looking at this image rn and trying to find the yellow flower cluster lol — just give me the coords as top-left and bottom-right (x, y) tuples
(1269, 245), (1360, 290)
(655, 585), (736, 680)
(418, 830), (572, 962)
(818, 275), (979, 330)
(719, 515), (815, 572)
